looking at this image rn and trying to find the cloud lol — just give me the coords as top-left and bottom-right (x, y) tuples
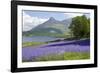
(23, 12), (48, 31)
(84, 13), (90, 18)
(64, 13), (83, 18)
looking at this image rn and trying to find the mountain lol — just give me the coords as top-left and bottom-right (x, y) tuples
(33, 17), (63, 29)
(23, 17), (72, 37)
(61, 18), (72, 25)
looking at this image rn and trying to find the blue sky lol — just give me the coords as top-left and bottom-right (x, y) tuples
(23, 10), (90, 31)
(23, 10), (69, 21)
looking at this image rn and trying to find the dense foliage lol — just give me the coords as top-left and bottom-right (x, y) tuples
(69, 15), (90, 38)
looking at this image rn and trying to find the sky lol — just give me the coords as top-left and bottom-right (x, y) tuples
(23, 10), (90, 31)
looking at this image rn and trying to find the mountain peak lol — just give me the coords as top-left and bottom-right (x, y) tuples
(49, 17), (55, 21)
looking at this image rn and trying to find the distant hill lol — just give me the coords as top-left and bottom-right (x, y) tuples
(23, 17), (72, 37)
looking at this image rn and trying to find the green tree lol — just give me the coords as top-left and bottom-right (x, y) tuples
(69, 15), (90, 39)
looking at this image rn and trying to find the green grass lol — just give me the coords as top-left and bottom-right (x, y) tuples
(35, 52), (90, 61)
(63, 52), (90, 60)
(23, 52), (90, 62)
(22, 42), (46, 47)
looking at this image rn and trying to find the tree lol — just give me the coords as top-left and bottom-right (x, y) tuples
(69, 15), (90, 39)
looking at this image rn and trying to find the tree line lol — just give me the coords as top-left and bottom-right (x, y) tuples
(69, 15), (90, 39)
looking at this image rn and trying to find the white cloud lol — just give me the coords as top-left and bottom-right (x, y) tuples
(84, 13), (90, 18)
(23, 12), (48, 31)
(64, 13), (83, 18)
